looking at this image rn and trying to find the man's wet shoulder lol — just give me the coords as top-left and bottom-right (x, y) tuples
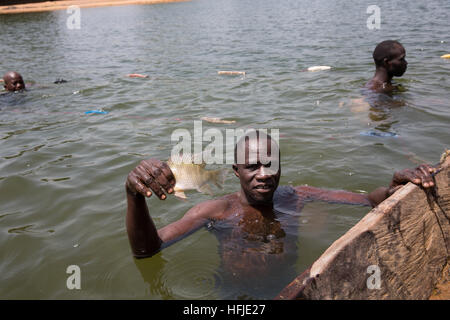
(193, 193), (238, 220)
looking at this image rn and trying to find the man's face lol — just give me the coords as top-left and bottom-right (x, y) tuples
(233, 137), (281, 205)
(387, 45), (407, 77)
(4, 73), (25, 92)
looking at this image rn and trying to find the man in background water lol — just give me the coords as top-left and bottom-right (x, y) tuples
(366, 40), (408, 93)
(2, 71), (25, 92)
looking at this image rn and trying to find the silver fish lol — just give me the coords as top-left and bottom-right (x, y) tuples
(167, 153), (226, 199)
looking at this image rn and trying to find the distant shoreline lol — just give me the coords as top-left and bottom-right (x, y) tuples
(0, 0), (189, 14)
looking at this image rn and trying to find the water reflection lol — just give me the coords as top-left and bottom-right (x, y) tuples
(0, 91), (29, 109)
(134, 253), (173, 299)
(207, 186), (301, 299)
(133, 186), (303, 299)
(349, 85), (407, 134)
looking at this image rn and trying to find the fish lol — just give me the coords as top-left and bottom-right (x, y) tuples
(440, 54), (450, 59)
(306, 66), (332, 72)
(167, 153), (227, 199)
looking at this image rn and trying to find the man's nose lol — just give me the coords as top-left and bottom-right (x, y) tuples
(256, 166), (271, 179)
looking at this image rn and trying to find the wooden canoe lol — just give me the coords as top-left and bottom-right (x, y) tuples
(276, 151), (450, 300)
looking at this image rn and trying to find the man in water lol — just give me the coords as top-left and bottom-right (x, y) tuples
(366, 40), (408, 93)
(125, 130), (435, 280)
(2, 71), (25, 92)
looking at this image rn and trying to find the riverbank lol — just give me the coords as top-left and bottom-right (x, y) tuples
(0, 0), (189, 14)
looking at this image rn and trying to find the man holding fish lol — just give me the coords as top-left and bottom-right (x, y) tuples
(125, 130), (436, 286)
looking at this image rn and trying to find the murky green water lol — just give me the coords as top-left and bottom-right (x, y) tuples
(1, 0), (449, 299)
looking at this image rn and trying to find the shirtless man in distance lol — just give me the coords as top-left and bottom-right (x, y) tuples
(2, 71), (25, 92)
(366, 40), (408, 93)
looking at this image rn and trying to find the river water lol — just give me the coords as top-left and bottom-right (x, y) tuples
(0, 0), (449, 299)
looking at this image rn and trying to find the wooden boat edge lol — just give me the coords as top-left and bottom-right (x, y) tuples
(276, 151), (450, 300)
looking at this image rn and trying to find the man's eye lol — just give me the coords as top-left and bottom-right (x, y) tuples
(264, 162), (272, 167)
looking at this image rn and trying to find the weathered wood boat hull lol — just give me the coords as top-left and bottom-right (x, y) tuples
(276, 152), (450, 300)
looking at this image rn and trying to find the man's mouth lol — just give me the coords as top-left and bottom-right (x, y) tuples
(254, 184), (274, 192)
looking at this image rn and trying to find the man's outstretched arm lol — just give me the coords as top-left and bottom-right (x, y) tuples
(125, 159), (175, 257)
(126, 189), (163, 258)
(125, 158), (227, 258)
(295, 185), (372, 206)
(295, 164), (437, 208)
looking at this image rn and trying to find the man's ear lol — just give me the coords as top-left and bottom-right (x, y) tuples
(232, 164), (239, 178)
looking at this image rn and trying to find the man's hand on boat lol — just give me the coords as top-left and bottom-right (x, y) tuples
(388, 164), (436, 194)
(368, 164), (437, 207)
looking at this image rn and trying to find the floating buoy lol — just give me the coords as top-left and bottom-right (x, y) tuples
(218, 71), (246, 76)
(306, 66), (332, 72)
(440, 54), (450, 59)
(126, 74), (148, 78)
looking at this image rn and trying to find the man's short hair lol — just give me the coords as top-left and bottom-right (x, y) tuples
(373, 40), (404, 67)
(233, 129), (279, 165)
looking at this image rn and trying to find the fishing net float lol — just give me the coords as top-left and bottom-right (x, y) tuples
(217, 71), (246, 76)
(126, 74), (149, 78)
(304, 66), (332, 72)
